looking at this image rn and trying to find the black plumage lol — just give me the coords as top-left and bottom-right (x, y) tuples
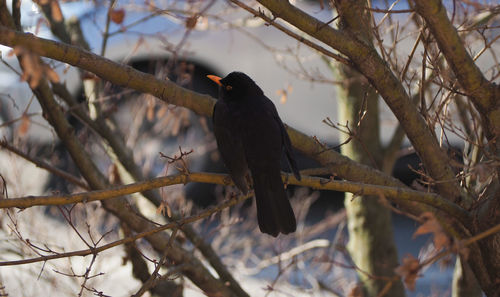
(208, 72), (301, 237)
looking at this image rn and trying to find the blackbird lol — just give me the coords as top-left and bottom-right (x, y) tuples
(207, 72), (301, 237)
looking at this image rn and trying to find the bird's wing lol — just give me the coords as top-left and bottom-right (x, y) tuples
(213, 101), (249, 193)
(280, 121), (301, 180)
(262, 98), (301, 181)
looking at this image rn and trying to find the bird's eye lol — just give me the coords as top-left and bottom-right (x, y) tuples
(226, 85), (232, 91)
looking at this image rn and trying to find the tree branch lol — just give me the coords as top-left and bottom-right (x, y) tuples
(229, 0), (351, 66)
(252, 0), (463, 203)
(0, 192), (250, 267)
(413, 0), (500, 182)
(53, 75), (251, 297)
(413, 0), (497, 110)
(0, 25), (411, 198)
(0, 18), (236, 296)
(0, 172), (470, 224)
(0, 140), (89, 189)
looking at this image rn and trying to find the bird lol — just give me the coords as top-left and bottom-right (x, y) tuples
(207, 71), (301, 237)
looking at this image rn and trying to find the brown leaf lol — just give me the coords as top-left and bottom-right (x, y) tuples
(44, 64), (60, 83)
(82, 71), (99, 81)
(156, 201), (172, 218)
(110, 8), (125, 24)
(14, 47), (60, 88)
(156, 203), (165, 216)
(413, 212), (450, 251)
(276, 89), (287, 104)
(171, 115), (181, 136)
(108, 164), (121, 185)
(146, 98), (155, 122)
(18, 114), (31, 137)
(156, 104), (168, 118)
(50, 0), (63, 22)
(347, 283), (364, 297)
(276, 84), (293, 104)
(395, 254), (421, 291)
(185, 15), (198, 29)
(15, 47), (43, 88)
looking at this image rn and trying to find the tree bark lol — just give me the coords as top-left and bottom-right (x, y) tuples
(337, 63), (405, 297)
(334, 1), (405, 296)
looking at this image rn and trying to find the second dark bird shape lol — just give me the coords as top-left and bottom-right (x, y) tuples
(208, 72), (301, 237)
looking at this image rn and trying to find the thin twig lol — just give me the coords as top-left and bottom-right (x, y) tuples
(0, 193), (250, 267)
(229, 0), (351, 66)
(0, 139), (89, 189)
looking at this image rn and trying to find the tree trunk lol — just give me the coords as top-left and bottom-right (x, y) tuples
(332, 1), (406, 295)
(336, 65), (405, 297)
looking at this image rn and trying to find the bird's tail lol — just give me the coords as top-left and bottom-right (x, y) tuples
(252, 171), (296, 237)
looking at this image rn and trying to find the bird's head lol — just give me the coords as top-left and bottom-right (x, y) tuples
(207, 71), (263, 101)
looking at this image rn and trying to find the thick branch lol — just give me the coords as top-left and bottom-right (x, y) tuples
(0, 26), (410, 196)
(253, 0), (462, 203)
(0, 25), (234, 297)
(413, 0), (500, 182)
(413, 0), (497, 110)
(52, 81), (250, 297)
(229, 0), (351, 66)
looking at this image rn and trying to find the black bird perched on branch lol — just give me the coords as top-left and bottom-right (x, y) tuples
(207, 71), (301, 237)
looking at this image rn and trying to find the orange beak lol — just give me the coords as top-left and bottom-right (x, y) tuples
(207, 75), (222, 86)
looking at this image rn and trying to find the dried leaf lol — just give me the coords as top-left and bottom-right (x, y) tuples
(108, 164), (121, 185)
(146, 0), (155, 11)
(156, 201), (172, 218)
(185, 15), (198, 29)
(18, 114), (31, 137)
(198, 116), (209, 133)
(44, 64), (60, 83)
(413, 212), (450, 251)
(50, 0), (63, 22)
(171, 115), (181, 136)
(146, 98), (155, 122)
(82, 71), (99, 81)
(156, 104), (168, 118)
(33, 0), (49, 5)
(276, 84), (293, 104)
(110, 8), (125, 24)
(0, 173), (7, 199)
(166, 204), (172, 218)
(276, 89), (287, 104)
(395, 254), (421, 291)
(347, 283), (364, 297)
(156, 203), (165, 216)
(15, 47), (43, 88)
(14, 47), (60, 88)
(35, 17), (45, 35)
